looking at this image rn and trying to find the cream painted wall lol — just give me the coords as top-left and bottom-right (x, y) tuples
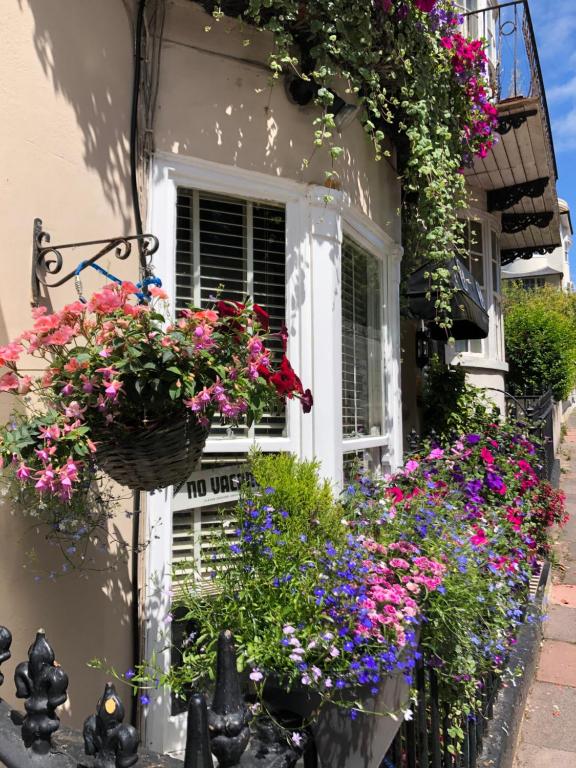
(0, 0), (402, 732)
(154, 0), (401, 240)
(0, 0), (138, 726)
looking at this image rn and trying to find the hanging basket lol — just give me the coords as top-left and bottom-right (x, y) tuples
(93, 413), (209, 491)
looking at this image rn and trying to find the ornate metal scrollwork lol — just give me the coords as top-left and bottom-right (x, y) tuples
(14, 629), (69, 752)
(0, 626), (11, 689)
(501, 211), (554, 234)
(487, 177), (550, 212)
(497, 109), (538, 135)
(31, 218), (160, 306)
(501, 244), (559, 266)
(83, 682), (139, 768)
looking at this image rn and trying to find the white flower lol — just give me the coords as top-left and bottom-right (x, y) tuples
(249, 668), (263, 682)
(403, 708), (414, 721)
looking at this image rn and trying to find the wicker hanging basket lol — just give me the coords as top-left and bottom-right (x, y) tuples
(93, 413), (209, 491)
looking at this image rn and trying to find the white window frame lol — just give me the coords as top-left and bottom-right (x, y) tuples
(143, 153), (403, 755)
(447, 208), (508, 374)
(339, 213), (402, 474)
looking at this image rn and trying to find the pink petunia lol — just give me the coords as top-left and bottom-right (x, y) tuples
(0, 372), (19, 392)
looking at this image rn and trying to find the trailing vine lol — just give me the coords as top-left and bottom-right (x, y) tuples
(202, 0), (498, 330)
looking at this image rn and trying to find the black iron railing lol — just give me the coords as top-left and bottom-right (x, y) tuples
(505, 389), (557, 484)
(464, 0), (557, 180)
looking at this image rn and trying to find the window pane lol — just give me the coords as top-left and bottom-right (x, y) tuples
(343, 448), (383, 481)
(342, 240), (383, 438)
(491, 231), (500, 295)
(470, 253), (484, 286)
(469, 221), (483, 254)
(252, 203), (287, 437)
(175, 189), (287, 439)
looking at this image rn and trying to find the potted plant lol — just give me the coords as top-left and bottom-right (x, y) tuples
(0, 282), (312, 500)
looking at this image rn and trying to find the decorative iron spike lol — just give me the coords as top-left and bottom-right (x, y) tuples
(14, 629), (69, 752)
(487, 177), (549, 212)
(0, 626), (12, 688)
(208, 630), (251, 767)
(184, 693), (214, 768)
(83, 682), (139, 768)
(500, 244), (559, 266)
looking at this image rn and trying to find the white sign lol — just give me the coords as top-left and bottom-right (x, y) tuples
(172, 464), (255, 511)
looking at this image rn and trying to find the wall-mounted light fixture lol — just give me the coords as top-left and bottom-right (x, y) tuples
(416, 328), (431, 369)
(284, 75), (359, 132)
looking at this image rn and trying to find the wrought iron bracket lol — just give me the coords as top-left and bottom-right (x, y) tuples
(497, 109), (537, 135)
(31, 218), (159, 307)
(487, 177), (550, 212)
(501, 243), (559, 266)
(501, 211), (554, 234)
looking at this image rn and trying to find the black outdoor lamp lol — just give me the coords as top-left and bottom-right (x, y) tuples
(416, 328), (431, 369)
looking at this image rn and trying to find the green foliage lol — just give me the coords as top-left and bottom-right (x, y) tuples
(504, 283), (576, 400)
(168, 452), (349, 695)
(205, 0), (495, 329)
(421, 354), (498, 438)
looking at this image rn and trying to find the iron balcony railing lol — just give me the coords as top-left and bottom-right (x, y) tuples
(463, 0), (558, 181)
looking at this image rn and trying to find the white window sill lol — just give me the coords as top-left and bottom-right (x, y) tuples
(451, 355), (509, 373)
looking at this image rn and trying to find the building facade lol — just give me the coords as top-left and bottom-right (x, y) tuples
(502, 199), (573, 290)
(0, 0), (565, 758)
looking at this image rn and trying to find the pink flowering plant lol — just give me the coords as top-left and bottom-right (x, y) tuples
(343, 421), (566, 726)
(0, 283), (311, 531)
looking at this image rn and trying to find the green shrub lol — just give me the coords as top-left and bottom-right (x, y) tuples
(422, 355), (498, 438)
(504, 284), (576, 400)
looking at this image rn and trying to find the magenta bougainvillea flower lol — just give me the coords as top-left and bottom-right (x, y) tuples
(414, 0), (437, 11)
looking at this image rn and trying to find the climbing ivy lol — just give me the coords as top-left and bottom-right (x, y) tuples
(207, 0), (498, 330)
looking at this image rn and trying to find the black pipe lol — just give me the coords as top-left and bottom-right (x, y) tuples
(130, 0), (146, 245)
(129, 0), (147, 728)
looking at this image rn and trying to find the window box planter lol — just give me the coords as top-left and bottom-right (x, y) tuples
(263, 668), (410, 768)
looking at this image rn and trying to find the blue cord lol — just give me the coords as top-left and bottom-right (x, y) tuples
(74, 261), (162, 303)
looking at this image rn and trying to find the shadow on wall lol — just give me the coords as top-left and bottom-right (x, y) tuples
(0, 502), (135, 727)
(0, 305), (134, 728)
(22, 0), (135, 232)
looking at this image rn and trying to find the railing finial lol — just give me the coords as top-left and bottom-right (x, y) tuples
(83, 682), (139, 768)
(208, 630), (251, 767)
(14, 629), (68, 752)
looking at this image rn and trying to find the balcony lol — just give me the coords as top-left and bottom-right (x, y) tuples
(464, 0), (561, 266)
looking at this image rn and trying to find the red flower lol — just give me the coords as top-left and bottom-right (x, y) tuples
(257, 364), (273, 382)
(216, 300), (243, 318)
(270, 355), (303, 397)
(300, 389), (313, 413)
(253, 304), (270, 331)
(414, 0), (436, 11)
(387, 487), (404, 504)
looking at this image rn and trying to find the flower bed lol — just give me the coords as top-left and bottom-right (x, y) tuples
(141, 423), (566, 760)
(343, 423), (566, 716)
